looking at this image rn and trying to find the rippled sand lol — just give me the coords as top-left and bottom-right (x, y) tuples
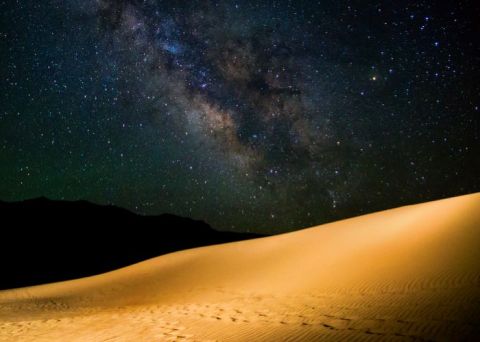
(1, 193), (479, 341)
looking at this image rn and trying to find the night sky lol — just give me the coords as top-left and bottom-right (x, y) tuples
(1, 0), (479, 233)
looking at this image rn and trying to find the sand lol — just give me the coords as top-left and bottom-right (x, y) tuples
(1, 193), (479, 341)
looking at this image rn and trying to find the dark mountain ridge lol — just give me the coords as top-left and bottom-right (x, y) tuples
(0, 198), (262, 290)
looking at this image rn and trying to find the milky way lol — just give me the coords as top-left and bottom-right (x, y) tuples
(1, 1), (479, 232)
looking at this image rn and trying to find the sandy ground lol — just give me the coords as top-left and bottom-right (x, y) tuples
(0, 193), (479, 341)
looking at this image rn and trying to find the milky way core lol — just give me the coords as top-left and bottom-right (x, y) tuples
(1, 1), (478, 232)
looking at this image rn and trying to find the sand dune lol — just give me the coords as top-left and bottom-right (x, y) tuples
(1, 193), (479, 341)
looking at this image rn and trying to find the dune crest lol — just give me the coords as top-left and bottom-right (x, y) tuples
(1, 193), (479, 341)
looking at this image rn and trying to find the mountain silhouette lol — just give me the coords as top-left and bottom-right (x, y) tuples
(0, 198), (261, 290)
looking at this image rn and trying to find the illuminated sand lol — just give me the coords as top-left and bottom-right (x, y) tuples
(1, 194), (479, 341)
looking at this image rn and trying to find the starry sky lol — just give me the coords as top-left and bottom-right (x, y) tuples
(1, 0), (479, 233)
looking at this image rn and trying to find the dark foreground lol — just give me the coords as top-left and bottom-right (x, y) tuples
(0, 198), (260, 290)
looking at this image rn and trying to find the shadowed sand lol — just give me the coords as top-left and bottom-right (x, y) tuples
(1, 193), (479, 341)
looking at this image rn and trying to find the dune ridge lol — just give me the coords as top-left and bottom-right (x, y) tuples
(1, 193), (479, 341)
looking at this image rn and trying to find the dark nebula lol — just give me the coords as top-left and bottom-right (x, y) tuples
(1, 1), (479, 232)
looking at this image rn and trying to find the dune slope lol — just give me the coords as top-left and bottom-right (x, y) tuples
(1, 193), (479, 341)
